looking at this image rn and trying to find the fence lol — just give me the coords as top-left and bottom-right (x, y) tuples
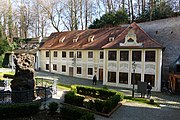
(0, 86), (52, 104)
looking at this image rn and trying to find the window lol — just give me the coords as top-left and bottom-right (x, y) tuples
(88, 51), (93, 58)
(119, 72), (128, 84)
(46, 64), (49, 70)
(54, 51), (58, 57)
(88, 68), (93, 75)
(69, 52), (74, 58)
(62, 65), (66, 72)
(53, 64), (57, 71)
(108, 72), (116, 83)
(120, 51), (129, 61)
(62, 51), (66, 58)
(145, 51), (155, 62)
(132, 51), (141, 61)
(77, 67), (82, 74)
(100, 51), (104, 59)
(77, 51), (82, 58)
(144, 74), (155, 87)
(108, 51), (117, 61)
(46, 51), (49, 57)
(131, 73), (141, 85)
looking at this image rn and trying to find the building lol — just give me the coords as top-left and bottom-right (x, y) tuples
(39, 22), (164, 92)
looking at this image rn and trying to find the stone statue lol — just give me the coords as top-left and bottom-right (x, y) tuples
(11, 53), (36, 103)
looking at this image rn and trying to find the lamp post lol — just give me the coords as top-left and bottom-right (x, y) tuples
(11, 51), (14, 71)
(132, 61), (136, 98)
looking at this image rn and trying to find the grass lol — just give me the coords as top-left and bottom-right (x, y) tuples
(57, 83), (71, 90)
(0, 71), (15, 80)
(124, 96), (160, 107)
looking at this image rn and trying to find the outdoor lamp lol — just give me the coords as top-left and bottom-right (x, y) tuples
(132, 61), (136, 98)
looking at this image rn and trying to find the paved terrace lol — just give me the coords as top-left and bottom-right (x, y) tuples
(35, 71), (180, 120)
(35, 71), (180, 109)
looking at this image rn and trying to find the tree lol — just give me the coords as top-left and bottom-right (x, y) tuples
(89, 9), (128, 29)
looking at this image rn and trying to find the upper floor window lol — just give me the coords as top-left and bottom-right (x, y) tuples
(132, 51), (141, 61)
(69, 52), (74, 58)
(145, 51), (155, 62)
(88, 51), (93, 58)
(62, 51), (66, 58)
(100, 51), (104, 59)
(108, 51), (117, 61)
(54, 51), (58, 57)
(77, 51), (82, 58)
(120, 51), (129, 61)
(46, 51), (49, 57)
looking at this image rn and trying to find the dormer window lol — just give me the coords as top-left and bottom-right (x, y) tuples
(59, 37), (65, 43)
(120, 29), (142, 46)
(73, 36), (79, 42)
(127, 38), (134, 42)
(88, 35), (94, 42)
(109, 37), (115, 42)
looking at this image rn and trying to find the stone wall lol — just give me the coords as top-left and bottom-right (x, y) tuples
(138, 16), (180, 83)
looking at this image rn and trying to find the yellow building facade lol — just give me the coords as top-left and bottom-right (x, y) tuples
(39, 23), (163, 91)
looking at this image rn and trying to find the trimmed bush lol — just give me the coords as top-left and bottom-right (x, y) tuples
(48, 102), (58, 114)
(61, 105), (94, 120)
(64, 91), (84, 107)
(0, 101), (41, 119)
(65, 85), (124, 114)
(75, 85), (116, 99)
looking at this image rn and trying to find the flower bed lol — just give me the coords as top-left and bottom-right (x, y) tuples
(64, 85), (124, 116)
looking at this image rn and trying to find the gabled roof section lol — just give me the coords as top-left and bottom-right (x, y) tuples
(39, 27), (126, 50)
(102, 22), (164, 49)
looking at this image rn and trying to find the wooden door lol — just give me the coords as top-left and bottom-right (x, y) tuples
(99, 69), (103, 81)
(69, 67), (73, 76)
(175, 78), (180, 93)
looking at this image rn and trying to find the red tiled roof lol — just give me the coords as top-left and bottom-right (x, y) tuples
(102, 22), (164, 49)
(39, 22), (163, 50)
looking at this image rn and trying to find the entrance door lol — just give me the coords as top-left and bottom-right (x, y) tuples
(175, 78), (180, 93)
(99, 69), (103, 81)
(69, 67), (73, 76)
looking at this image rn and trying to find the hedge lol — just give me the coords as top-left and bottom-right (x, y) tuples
(74, 85), (117, 99)
(64, 85), (124, 114)
(61, 105), (94, 120)
(0, 101), (41, 118)
(64, 91), (84, 107)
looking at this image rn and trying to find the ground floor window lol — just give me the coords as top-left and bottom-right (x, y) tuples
(46, 64), (49, 70)
(131, 73), (141, 85)
(144, 74), (155, 87)
(108, 72), (116, 83)
(53, 64), (57, 71)
(77, 67), (82, 74)
(119, 72), (128, 84)
(62, 65), (66, 72)
(88, 68), (93, 75)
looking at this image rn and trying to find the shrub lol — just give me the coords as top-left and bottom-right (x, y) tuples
(64, 91), (84, 107)
(48, 102), (58, 114)
(0, 101), (41, 119)
(61, 105), (94, 120)
(149, 99), (155, 104)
